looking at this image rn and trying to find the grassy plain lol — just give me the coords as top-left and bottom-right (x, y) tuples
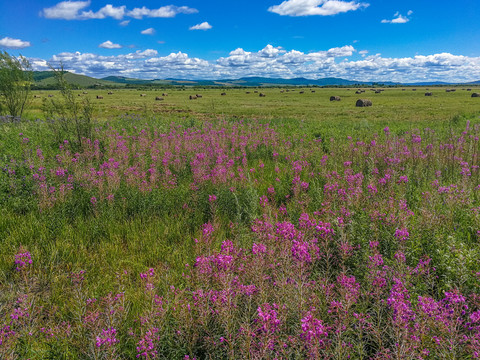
(27, 86), (480, 131)
(1, 86), (480, 358)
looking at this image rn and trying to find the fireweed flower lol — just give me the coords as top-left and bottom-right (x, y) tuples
(300, 312), (328, 347)
(96, 327), (118, 348)
(136, 327), (159, 358)
(395, 228), (410, 242)
(208, 194), (217, 202)
(15, 251), (32, 271)
(257, 303), (281, 333)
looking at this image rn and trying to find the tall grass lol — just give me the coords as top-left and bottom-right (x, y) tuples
(0, 111), (479, 358)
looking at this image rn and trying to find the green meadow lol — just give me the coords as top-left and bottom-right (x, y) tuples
(1, 86), (480, 358)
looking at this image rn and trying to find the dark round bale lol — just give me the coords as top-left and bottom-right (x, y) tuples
(221, 92), (226, 96)
(48, 94), (54, 97)
(259, 93), (266, 97)
(425, 92), (432, 96)
(195, 94), (202, 98)
(246, 91), (251, 94)
(471, 93), (480, 98)
(467, 88), (472, 91)
(330, 96), (340, 101)
(155, 97), (164, 101)
(311, 90), (315, 93)
(375, 90), (381, 93)
(355, 90), (362, 94)
(96, 95), (103, 99)
(356, 99), (372, 107)
(299, 91), (304, 94)
(108, 92), (113, 95)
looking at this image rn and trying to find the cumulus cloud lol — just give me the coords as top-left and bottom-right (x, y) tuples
(189, 22), (212, 30)
(381, 11), (412, 24)
(268, 0), (369, 16)
(29, 45), (480, 83)
(40, 1), (197, 20)
(141, 28), (156, 35)
(0, 37), (31, 49)
(99, 41), (122, 49)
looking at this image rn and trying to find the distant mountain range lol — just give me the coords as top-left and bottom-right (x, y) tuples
(32, 71), (480, 88)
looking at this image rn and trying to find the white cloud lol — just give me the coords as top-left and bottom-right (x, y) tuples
(99, 40), (122, 49)
(141, 28), (156, 35)
(268, 0), (369, 16)
(119, 20), (130, 26)
(40, 1), (197, 20)
(0, 37), (31, 49)
(127, 6), (197, 19)
(30, 45), (480, 84)
(189, 22), (212, 30)
(41, 0), (91, 19)
(382, 11), (412, 24)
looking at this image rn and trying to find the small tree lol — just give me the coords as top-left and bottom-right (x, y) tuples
(42, 64), (94, 148)
(0, 51), (32, 117)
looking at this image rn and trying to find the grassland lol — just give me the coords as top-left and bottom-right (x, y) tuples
(1, 87), (480, 359)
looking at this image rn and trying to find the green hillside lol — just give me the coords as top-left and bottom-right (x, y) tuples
(33, 71), (124, 88)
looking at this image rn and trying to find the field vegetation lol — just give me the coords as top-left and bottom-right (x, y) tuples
(1, 83), (480, 359)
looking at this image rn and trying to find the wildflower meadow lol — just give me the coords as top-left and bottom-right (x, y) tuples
(1, 90), (480, 359)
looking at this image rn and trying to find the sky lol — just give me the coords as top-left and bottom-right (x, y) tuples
(1, 0), (480, 82)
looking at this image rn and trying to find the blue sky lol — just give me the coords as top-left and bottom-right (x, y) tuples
(1, 0), (479, 82)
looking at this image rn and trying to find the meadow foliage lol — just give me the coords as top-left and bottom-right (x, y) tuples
(0, 106), (480, 358)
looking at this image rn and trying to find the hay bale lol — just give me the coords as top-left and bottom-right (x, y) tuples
(246, 91), (251, 94)
(140, 94), (146, 97)
(96, 95), (103, 99)
(48, 94), (54, 98)
(108, 92), (113, 95)
(355, 90), (362, 94)
(299, 91), (304, 94)
(375, 90), (381, 94)
(155, 97), (164, 101)
(356, 99), (372, 107)
(259, 93), (266, 97)
(467, 89), (472, 91)
(330, 96), (340, 101)
(311, 90), (315, 93)
(196, 94), (202, 98)
(189, 95), (197, 100)
(471, 93), (480, 98)
(83, 91), (88, 94)
(162, 93), (168, 96)
(425, 92), (432, 96)
(221, 92), (226, 96)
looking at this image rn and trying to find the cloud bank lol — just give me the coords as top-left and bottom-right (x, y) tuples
(40, 1), (197, 20)
(31, 45), (480, 83)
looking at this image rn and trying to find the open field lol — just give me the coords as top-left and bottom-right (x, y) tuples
(1, 87), (480, 358)
(27, 86), (480, 131)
